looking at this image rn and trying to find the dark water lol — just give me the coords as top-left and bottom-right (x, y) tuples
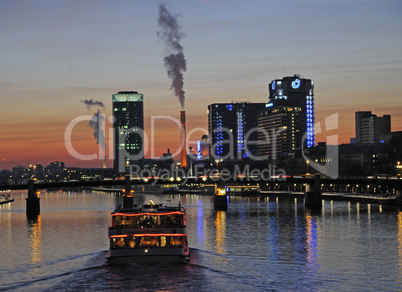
(1, 191), (402, 291)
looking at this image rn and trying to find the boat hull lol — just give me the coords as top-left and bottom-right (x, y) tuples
(106, 250), (190, 264)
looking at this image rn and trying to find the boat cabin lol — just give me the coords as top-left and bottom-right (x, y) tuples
(110, 234), (187, 250)
(111, 206), (186, 228)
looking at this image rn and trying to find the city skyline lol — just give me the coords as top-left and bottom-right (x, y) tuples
(1, 0), (401, 169)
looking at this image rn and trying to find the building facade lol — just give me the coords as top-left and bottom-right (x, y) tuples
(258, 75), (315, 159)
(208, 102), (266, 161)
(355, 111), (391, 144)
(197, 135), (210, 159)
(113, 91), (144, 173)
(258, 105), (303, 159)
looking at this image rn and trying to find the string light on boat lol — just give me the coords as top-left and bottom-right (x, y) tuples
(131, 233), (186, 237)
(110, 234), (129, 238)
(112, 211), (184, 217)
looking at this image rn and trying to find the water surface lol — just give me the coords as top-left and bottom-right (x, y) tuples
(1, 191), (401, 291)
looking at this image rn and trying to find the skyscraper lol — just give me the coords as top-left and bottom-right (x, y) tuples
(208, 102), (266, 161)
(258, 104), (303, 159)
(112, 91), (144, 173)
(258, 75), (315, 159)
(355, 111), (391, 144)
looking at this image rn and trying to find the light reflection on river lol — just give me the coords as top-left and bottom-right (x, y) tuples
(0, 190), (401, 291)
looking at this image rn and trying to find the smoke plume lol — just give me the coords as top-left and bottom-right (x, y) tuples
(89, 110), (105, 152)
(81, 99), (106, 159)
(157, 4), (187, 109)
(81, 99), (104, 110)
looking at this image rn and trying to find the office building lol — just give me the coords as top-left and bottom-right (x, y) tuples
(208, 102), (266, 161)
(258, 105), (303, 159)
(355, 111), (391, 144)
(113, 91), (144, 173)
(258, 75), (315, 159)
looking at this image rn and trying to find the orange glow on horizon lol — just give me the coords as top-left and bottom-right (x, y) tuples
(1, 107), (401, 170)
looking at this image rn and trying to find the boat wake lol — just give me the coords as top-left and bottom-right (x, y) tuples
(0, 251), (107, 292)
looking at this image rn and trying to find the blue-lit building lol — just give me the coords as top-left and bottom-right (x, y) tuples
(208, 102), (266, 161)
(258, 75), (315, 159)
(113, 91), (144, 173)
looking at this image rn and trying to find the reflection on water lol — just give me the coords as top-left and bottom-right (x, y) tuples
(398, 211), (402, 285)
(1, 192), (402, 291)
(305, 213), (320, 274)
(215, 211), (226, 254)
(0, 202), (12, 252)
(196, 199), (204, 246)
(27, 214), (42, 263)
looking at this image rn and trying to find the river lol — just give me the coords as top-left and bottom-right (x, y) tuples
(1, 190), (401, 291)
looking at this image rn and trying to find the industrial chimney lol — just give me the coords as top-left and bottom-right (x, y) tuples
(180, 111), (187, 168)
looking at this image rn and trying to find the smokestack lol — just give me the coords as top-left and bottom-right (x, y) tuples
(180, 111), (187, 168)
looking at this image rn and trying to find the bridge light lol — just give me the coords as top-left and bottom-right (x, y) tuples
(216, 188), (226, 196)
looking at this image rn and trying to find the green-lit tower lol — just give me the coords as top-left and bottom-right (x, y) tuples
(112, 91), (144, 173)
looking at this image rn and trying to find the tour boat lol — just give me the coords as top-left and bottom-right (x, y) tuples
(106, 200), (190, 264)
(0, 191), (14, 205)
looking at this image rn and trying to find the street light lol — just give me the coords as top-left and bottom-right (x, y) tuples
(397, 161), (402, 175)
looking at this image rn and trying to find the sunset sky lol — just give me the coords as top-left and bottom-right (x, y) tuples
(1, 0), (401, 169)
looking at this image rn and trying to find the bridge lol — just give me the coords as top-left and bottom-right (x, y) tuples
(1, 175), (402, 213)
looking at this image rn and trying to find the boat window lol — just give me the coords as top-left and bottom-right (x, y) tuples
(160, 236), (167, 247)
(113, 216), (122, 226)
(112, 212), (184, 228)
(168, 236), (183, 248)
(128, 237), (136, 248)
(166, 214), (182, 226)
(111, 235), (187, 249)
(111, 237), (127, 249)
(139, 236), (160, 248)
